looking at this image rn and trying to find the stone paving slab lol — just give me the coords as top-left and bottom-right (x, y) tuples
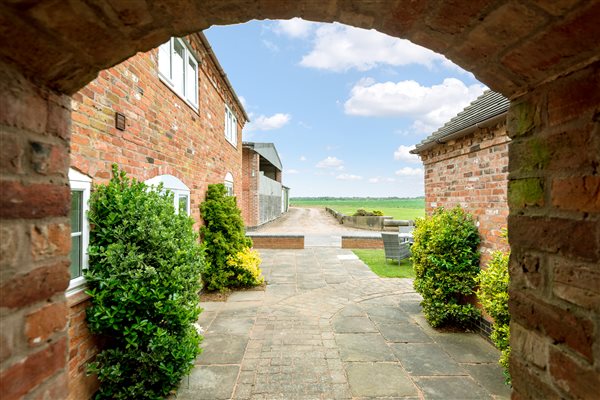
(173, 248), (510, 399)
(345, 363), (417, 397)
(177, 365), (239, 399)
(390, 343), (468, 376)
(336, 333), (397, 362)
(413, 376), (493, 399)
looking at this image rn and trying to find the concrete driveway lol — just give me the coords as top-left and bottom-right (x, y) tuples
(174, 247), (511, 399)
(249, 207), (382, 247)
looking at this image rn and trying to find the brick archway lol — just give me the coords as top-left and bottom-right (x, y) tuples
(1, 2), (598, 399)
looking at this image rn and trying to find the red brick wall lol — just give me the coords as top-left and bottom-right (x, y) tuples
(66, 293), (100, 400)
(417, 123), (510, 264)
(242, 148), (260, 227)
(66, 33), (246, 397)
(249, 235), (304, 249)
(507, 62), (600, 400)
(341, 237), (384, 249)
(70, 33), (244, 229)
(0, 62), (71, 400)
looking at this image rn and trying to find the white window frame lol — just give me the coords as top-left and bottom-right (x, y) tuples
(224, 172), (234, 196)
(68, 169), (91, 295)
(145, 174), (191, 216)
(224, 104), (238, 147)
(158, 37), (199, 110)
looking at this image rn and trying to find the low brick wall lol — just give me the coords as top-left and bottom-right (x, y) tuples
(248, 234), (304, 249)
(341, 236), (383, 249)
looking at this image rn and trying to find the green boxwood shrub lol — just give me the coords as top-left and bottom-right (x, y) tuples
(478, 246), (511, 384)
(200, 184), (263, 291)
(411, 206), (481, 327)
(85, 166), (204, 399)
(353, 209), (384, 216)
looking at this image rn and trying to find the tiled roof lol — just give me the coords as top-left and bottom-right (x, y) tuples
(412, 90), (509, 153)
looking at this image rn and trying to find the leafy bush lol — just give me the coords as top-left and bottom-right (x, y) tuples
(200, 184), (262, 291)
(478, 246), (511, 384)
(353, 209), (384, 216)
(411, 206), (481, 327)
(85, 166), (203, 399)
(226, 248), (264, 287)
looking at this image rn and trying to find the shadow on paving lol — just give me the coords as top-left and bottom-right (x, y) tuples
(172, 247), (511, 399)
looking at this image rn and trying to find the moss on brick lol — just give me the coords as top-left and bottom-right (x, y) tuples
(527, 138), (551, 171)
(508, 101), (539, 138)
(508, 178), (545, 208)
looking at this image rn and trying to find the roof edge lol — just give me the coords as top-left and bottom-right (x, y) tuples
(411, 112), (507, 154)
(196, 32), (250, 122)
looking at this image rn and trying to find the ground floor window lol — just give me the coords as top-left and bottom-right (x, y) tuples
(145, 174), (191, 215)
(68, 169), (91, 294)
(224, 172), (234, 196)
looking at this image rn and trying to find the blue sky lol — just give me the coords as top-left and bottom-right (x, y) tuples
(205, 19), (486, 198)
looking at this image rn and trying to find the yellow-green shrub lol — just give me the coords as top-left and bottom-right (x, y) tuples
(478, 247), (511, 384)
(226, 248), (264, 287)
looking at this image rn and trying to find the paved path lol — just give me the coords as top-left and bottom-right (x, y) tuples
(175, 248), (511, 399)
(249, 207), (382, 247)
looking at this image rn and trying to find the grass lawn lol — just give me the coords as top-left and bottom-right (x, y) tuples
(290, 198), (425, 220)
(352, 249), (415, 279)
(334, 206), (424, 220)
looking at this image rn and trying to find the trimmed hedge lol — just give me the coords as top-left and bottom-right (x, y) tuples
(200, 184), (263, 291)
(411, 206), (481, 327)
(85, 166), (203, 399)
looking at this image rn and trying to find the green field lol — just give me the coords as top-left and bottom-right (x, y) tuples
(352, 249), (415, 278)
(290, 197), (425, 220)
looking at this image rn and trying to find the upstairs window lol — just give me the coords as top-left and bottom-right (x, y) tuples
(68, 169), (91, 294)
(158, 38), (198, 109)
(224, 105), (237, 147)
(145, 174), (191, 216)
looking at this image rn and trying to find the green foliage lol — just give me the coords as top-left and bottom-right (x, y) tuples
(200, 184), (261, 291)
(226, 248), (264, 287)
(85, 165), (203, 399)
(411, 206), (481, 328)
(478, 248), (511, 384)
(353, 209), (384, 216)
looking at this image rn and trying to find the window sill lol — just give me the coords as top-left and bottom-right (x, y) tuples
(225, 137), (238, 149)
(67, 287), (91, 308)
(158, 73), (199, 115)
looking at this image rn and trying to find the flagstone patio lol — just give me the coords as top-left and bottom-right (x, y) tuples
(174, 248), (511, 399)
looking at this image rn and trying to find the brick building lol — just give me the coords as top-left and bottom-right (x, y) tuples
(67, 32), (247, 398)
(242, 142), (289, 227)
(412, 91), (510, 263)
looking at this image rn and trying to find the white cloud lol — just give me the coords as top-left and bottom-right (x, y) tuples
(345, 78), (486, 134)
(262, 39), (279, 52)
(299, 156), (307, 161)
(395, 167), (424, 177)
(287, 169), (300, 174)
(368, 177), (396, 183)
(246, 113), (291, 132)
(274, 18), (316, 38)
(336, 174), (363, 181)
(316, 156), (344, 169)
(393, 145), (420, 163)
(300, 23), (445, 72)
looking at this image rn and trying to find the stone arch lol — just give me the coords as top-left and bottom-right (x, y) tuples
(0, 2), (598, 399)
